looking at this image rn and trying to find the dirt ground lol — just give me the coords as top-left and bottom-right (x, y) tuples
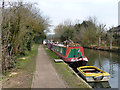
(2, 70), (31, 88)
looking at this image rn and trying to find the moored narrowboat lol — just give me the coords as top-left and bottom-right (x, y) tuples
(77, 66), (110, 82)
(50, 43), (88, 67)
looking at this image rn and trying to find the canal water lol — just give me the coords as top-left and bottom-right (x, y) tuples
(84, 48), (120, 89)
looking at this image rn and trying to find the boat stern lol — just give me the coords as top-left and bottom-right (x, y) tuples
(85, 73), (110, 82)
(69, 57), (88, 67)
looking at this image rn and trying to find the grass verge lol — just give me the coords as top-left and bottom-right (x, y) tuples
(2, 44), (39, 88)
(44, 45), (92, 88)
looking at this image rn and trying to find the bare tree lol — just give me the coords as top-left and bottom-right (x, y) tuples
(109, 27), (114, 49)
(1, 1), (50, 73)
(97, 24), (106, 46)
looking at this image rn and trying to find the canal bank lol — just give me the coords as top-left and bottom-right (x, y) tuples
(84, 46), (120, 53)
(44, 45), (92, 89)
(32, 45), (67, 88)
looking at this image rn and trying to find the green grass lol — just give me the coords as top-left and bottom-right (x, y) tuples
(16, 44), (39, 72)
(44, 45), (92, 88)
(15, 44), (39, 84)
(2, 44), (39, 88)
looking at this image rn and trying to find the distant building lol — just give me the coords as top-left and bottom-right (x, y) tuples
(118, 1), (120, 25)
(108, 25), (120, 35)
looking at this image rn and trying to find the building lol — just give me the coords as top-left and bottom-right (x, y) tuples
(108, 25), (120, 35)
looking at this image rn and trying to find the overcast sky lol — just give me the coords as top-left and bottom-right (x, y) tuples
(34, 0), (119, 33)
(6, 0), (120, 33)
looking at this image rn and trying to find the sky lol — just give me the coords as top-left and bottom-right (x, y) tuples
(5, 0), (120, 33)
(118, 1), (120, 25)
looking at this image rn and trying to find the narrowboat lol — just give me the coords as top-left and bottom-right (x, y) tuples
(50, 43), (88, 67)
(77, 66), (110, 82)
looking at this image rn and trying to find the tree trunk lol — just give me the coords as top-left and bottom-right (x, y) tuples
(98, 36), (101, 46)
(110, 39), (112, 49)
(2, 0), (5, 73)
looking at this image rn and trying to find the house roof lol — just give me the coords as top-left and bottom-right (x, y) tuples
(108, 25), (120, 32)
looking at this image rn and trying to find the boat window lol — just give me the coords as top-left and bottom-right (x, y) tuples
(53, 45), (66, 56)
(60, 48), (62, 53)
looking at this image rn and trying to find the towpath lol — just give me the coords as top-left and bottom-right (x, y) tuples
(31, 45), (67, 88)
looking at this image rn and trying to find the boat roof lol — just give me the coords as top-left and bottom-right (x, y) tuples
(53, 44), (66, 47)
(53, 44), (82, 48)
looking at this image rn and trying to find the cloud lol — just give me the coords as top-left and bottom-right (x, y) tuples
(7, 0), (120, 29)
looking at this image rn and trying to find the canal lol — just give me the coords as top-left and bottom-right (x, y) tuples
(84, 48), (120, 89)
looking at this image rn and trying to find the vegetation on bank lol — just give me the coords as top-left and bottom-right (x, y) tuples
(53, 17), (120, 50)
(1, 1), (49, 73)
(84, 45), (120, 53)
(44, 45), (92, 89)
(2, 44), (39, 88)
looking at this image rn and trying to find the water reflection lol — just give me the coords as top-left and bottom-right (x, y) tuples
(89, 82), (111, 88)
(84, 48), (120, 88)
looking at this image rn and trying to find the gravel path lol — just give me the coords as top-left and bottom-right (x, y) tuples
(31, 45), (67, 88)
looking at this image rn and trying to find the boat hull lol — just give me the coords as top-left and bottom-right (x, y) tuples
(78, 72), (110, 82)
(67, 61), (87, 68)
(77, 66), (110, 82)
(47, 43), (88, 67)
(52, 48), (88, 67)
